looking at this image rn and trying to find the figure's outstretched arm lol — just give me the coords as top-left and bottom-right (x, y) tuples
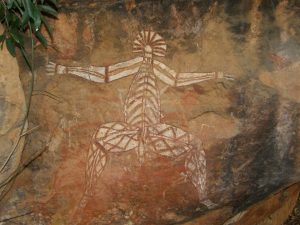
(153, 60), (234, 87)
(46, 57), (143, 83)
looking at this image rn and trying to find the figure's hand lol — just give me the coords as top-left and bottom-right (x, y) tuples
(223, 74), (235, 81)
(46, 62), (57, 76)
(46, 62), (67, 76)
(216, 72), (235, 80)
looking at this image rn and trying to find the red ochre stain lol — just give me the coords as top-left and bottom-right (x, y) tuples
(44, 122), (198, 224)
(181, 90), (199, 105)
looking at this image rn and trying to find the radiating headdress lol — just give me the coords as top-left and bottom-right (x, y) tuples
(133, 30), (167, 57)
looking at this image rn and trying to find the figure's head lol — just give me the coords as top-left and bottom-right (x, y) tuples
(133, 30), (167, 58)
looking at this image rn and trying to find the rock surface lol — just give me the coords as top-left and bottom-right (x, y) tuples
(0, 1), (299, 224)
(223, 183), (300, 225)
(0, 25), (27, 198)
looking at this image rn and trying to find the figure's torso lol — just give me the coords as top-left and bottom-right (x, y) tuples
(124, 61), (161, 129)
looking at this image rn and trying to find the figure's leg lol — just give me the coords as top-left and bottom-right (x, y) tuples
(71, 137), (108, 224)
(147, 123), (193, 158)
(185, 143), (206, 199)
(83, 140), (107, 199)
(148, 123), (206, 200)
(81, 122), (139, 207)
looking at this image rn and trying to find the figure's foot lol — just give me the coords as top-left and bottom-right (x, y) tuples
(79, 194), (90, 208)
(68, 194), (91, 225)
(200, 199), (217, 209)
(69, 213), (82, 225)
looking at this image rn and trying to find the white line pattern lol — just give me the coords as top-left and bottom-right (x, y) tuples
(46, 30), (234, 207)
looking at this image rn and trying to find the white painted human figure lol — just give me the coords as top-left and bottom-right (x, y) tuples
(46, 30), (233, 207)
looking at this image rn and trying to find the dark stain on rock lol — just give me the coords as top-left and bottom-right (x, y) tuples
(223, 0), (252, 41)
(259, 0), (280, 13)
(192, 84), (206, 95)
(107, 1), (127, 14)
(222, 80), (299, 213)
(230, 22), (251, 38)
(258, 0), (281, 70)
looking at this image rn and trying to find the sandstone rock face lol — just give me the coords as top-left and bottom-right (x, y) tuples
(223, 183), (300, 225)
(0, 25), (27, 197)
(0, 1), (299, 225)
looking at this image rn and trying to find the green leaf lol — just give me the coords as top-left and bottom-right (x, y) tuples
(10, 29), (24, 46)
(41, 17), (53, 38)
(0, 34), (5, 42)
(5, 38), (16, 57)
(11, 14), (21, 28)
(0, 4), (4, 22)
(7, 0), (14, 9)
(38, 5), (57, 17)
(24, 0), (34, 18)
(49, 0), (58, 6)
(32, 6), (41, 31)
(16, 0), (22, 6)
(21, 10), (30, 28)
(20, 47), (32, 71)
(34, 30), (47, 47)
(6, 12), (13, 24)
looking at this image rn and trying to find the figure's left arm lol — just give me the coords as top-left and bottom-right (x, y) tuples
(153, 60), (234, 87)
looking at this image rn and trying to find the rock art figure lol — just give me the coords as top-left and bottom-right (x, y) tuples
(46, 30), (233, 207)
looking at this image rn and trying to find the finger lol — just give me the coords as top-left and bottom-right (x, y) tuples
(46, 64), (54, 68)
(224, 75), (235, 80)
(46, 68), (54, 72)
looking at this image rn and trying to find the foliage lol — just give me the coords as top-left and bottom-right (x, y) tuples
(0, 0), (57, 198)
(0, 0), (57, 69)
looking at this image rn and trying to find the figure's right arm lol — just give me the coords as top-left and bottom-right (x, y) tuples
(46, 62), (106, 82)
(46, 57), (143, 83)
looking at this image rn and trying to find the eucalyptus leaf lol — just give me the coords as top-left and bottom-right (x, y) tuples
(41, 17), (53, 38)
(0, 5), (4, 22)
(21, 11), (30, 28)
(1, 0), (56, 66)
(49, 0), (58, 7)
(34, 30), (47, 47)
(6, 12), (13, 24)
(10, 29), (24, 46)
(0, 34), (5, 42)
(24, 0), (34, 18)
(32, 7), (42, 31)
(38, 5), (57, 17)
(7, 0), (14, 9)
(11, 14), (21, 28)
(5, 38), (16, 56)
(16, 0), (22, 6)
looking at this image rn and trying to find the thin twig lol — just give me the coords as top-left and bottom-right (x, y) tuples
(0, 211), (33, 223)
(0, 146), (49, 195)
(0, 176), (15, 204)
(0, 22), (36, 173)
(32, 90), (62, 103)
(33, 90), (60, 99)
(20, 125), (40, 137)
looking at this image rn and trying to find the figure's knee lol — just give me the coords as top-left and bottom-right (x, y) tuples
(88, 134), (107, 156)
(94, 122), (128, 140)
(189, 136), (204, 151)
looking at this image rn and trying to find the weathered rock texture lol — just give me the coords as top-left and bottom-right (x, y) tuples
(0, 0), (299, 224)
(223, 183), (300, 225)
(0, 25), (27, 198)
